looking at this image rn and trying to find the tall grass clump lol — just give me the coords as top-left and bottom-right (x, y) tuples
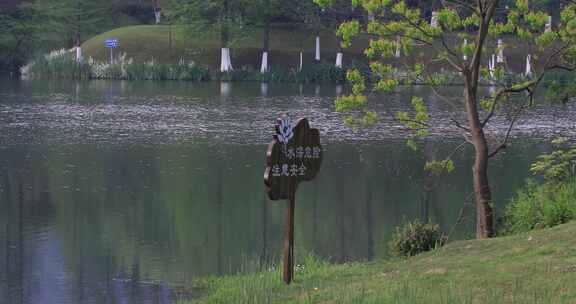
(389, 219), (446, 257)
(21, 50), (211, 81)
(21, 49), (92, 79)
(92, 55), (211, 81)
(22, 50), (369, 83)
(502, 138), (576, 234)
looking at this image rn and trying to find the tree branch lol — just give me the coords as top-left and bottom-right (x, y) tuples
(488, 89), (532, 158)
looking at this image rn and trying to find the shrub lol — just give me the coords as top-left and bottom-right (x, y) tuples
(217, 67), (254, 82)
(389, 219), (446, 257)
(255, 68), (292, 83)
(501, 139), (576, 235)
(502, 180), (576, 234)
(293, 63), (347, 83)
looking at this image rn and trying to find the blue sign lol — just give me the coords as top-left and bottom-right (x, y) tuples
(105, 38), (119, 48)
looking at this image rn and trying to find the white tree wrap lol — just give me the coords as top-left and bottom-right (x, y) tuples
(335, 52), (343, 67)
(315, 36), (320, 61)
(525, 54), (533, 77)
(76, 47), (82, 62)
(488, 54), (496, 78)
(496, 39), (504, 63)
(220, 48), (233, 72)
(430, 11), (438, 28)
(155, 11), (161, 24)
(260, 52), (269, 73)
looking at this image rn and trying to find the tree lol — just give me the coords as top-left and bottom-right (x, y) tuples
(277, 0), (322, 67)
(21, 0), (113, 63)
(314, 0), (361, 67)
(36, 0), (113, 48)
(165, 0), (249, 72)
(152, 0), (161, 24)
(0, 2), (44, 70)
(244, 0), (281, 73)
(323, 0), (576, 238)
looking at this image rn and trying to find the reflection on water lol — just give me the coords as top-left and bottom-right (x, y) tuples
(0, 78), (572, 304)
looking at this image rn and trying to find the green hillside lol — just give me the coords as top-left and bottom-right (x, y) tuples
(188, 221), (576, 303)
(82, 25), (368, 71)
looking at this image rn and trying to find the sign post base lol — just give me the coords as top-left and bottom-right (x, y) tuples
(283, 194), (295, 284)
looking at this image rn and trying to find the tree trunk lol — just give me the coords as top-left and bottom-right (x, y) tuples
(463, 0), (499, 239)
(464, 74), (494, 239)
(152, 0), (161, 24)
(74, 31), (82, 62)
(221, 0), (229, 49)
(220, 0), (233, 72)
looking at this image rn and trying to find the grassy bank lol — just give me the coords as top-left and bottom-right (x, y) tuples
(186, 221), (576, 303)
(31, 25), (571, 84)
(81, 25), (544, 73)
(82, 25), (368, 71)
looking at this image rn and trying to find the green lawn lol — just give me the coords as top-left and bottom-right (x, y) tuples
(183, 222), (576, 303)
(82, 25), (368, 71)
(82, 25), (540, 75)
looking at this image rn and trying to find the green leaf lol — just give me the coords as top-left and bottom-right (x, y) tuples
(424, 159), (455, 175)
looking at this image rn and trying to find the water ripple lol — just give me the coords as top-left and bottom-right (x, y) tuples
(1, 84), (575, 147)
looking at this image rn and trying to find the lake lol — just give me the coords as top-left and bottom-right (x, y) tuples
(0, 78), (575, 303)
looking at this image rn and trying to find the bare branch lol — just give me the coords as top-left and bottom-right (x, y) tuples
(481, 80), (535, 127)
(451, 117), (471, 132)
(396, 13), (463, 72)
(443, 0), (481, 15)
(488, 90), (532, 158)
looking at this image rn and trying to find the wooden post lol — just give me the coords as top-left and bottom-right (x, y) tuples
(264, 115), (323, 285)
(283, 192), (295, 284)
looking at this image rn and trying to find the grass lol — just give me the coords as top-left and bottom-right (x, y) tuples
(82, 24), (368, 71)
(182, 221), (576, 303)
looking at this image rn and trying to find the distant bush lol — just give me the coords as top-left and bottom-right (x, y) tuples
(217, 67), (255, 82)
(501, 139), (576, 235)
(294, 63), (346, 83)
(389, 219), (446, 257)
(502, 180), (576, 234)
(217, 64), (348, 83)
(256, 68), (293, 83)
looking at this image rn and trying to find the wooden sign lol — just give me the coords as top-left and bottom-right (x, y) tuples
(264, 115), (323, 284)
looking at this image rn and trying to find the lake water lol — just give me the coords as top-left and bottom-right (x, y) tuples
(0, 78), (575, 303)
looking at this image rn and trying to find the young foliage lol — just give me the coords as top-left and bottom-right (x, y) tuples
(328, 0), (576, 238)
(530, 138), (576, 183)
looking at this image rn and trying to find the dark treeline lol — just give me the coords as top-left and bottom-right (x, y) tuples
(0, 0), (162, 71)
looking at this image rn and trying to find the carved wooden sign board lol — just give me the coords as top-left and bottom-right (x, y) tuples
(264, 115), (323, 284)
